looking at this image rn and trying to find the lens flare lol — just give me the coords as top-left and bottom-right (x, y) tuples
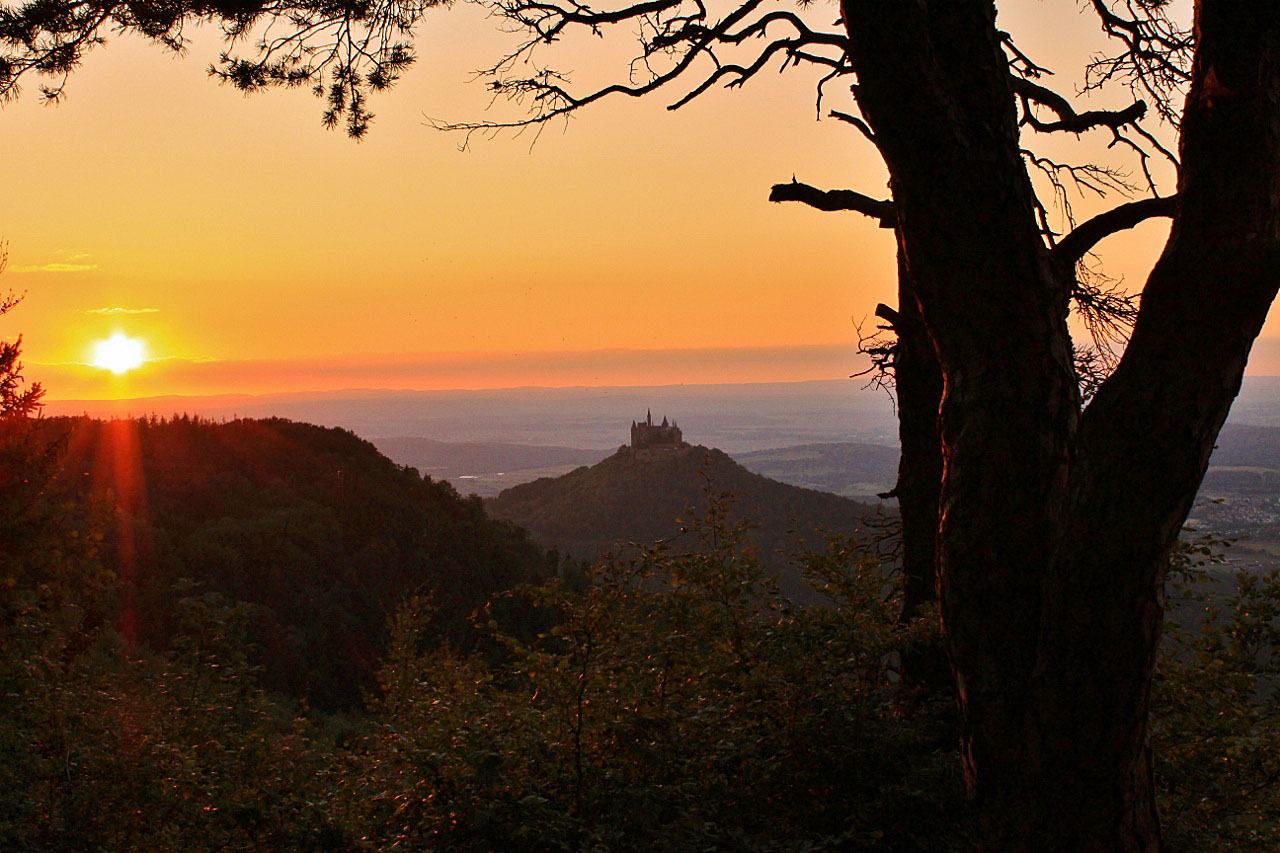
(92, 332), (146, 374)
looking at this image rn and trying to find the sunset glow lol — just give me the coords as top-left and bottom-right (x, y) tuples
(4, 0), (1267, 403)
(91, 333), (146, 374)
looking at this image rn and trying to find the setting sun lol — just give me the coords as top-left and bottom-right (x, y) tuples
(91, 332), (146, 375)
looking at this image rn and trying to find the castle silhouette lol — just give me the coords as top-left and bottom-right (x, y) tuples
(631, 409), (684, 449)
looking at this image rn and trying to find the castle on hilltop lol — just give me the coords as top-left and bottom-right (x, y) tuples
(631, 409), (685, 449)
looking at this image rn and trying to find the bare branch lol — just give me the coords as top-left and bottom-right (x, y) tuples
(1074, 345), (1110, 406)
(851, 305), (898, 403)
(1006, 16), (1180, 210)
(1069, 254), (1142, 404)
(1022, 148), (1138, 236)
(768, 180), (893, 225)
(1011, 76), (1146, 135)
(873, 302), (899, 326)
(829, 109), (876, 145)
(1085, 0), (1193, 126)
(1054, 195), (1177, 268)
(999, 30), (1051, 79)
(434, 0), (850, 137)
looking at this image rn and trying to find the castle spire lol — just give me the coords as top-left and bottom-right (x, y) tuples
(630, 409), (684, 450)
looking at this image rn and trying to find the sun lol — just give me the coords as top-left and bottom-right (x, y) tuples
(91, 332), (146, 375)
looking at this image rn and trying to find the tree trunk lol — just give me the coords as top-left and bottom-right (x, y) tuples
(843, 0), (1078, 841)
(842, 0), (1280, 849)
(1027, 3), (1280, 849)
(890, 251), (946, 689)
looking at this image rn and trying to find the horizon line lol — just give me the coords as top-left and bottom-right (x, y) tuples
(40, 375), (876, 405)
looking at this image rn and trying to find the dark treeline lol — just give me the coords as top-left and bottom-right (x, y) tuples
(1, 416), (1278, 850)
(4, 415), (559, 708)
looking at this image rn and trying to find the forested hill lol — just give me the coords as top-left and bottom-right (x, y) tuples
(486, 444), (884, 600)
(31, 416), (556, 708)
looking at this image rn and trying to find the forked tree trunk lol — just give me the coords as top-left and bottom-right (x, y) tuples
(841, 1), (1280, 849)
(1027, 5), (1280, 849)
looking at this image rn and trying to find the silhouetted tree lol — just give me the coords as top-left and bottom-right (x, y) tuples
(4, 2), (1279, 848)
(0, 240), (52, 579)
(0, 242), (42, 418)
(441, 6), (1279, 847)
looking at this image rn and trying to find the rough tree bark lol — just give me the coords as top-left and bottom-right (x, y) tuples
(840, 2), (1280, 850)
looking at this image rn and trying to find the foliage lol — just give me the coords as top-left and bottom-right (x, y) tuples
(5, 462), (1280, 849)
(0, 434), (344, 850)
(346, 502), (967, 852)
(0, 239), (57, 606)
(1154, 536), (1280, 852)
(28, 415), (559, 709)
(0, 577), (349, 851)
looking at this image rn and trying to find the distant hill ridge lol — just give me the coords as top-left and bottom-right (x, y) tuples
(486, 443), (885, 600)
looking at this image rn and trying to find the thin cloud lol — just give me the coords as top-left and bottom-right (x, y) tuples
(11, 263), (100, 273)
(84, 307), (160, 315)
(148, 355), (221, 364)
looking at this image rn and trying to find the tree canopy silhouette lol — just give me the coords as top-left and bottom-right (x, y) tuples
(0, 242), (42, 419)
(4, 1), (1280, 849)
(0, 0), (439, 136)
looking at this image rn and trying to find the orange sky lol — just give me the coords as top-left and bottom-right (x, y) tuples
(4, 0), (1251, 399)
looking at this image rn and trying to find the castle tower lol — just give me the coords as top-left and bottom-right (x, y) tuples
(631, 410), (685, 449)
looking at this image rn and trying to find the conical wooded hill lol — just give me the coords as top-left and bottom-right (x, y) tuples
(486, 444), (885, 601)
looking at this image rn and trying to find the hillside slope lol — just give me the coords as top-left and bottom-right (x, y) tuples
(32, 416), (555, 708)
(487, 444), (885, 599)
